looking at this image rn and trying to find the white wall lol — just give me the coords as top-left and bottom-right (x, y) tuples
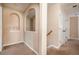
(24, 4), (40, 54)
(48, 4), (60, 48)
(39, 3), (47, 55)
(0, 5), (2, 51)
(47, 4), (67, 48)
(61, 3), (79, 40)
(3, 7), (23, 46)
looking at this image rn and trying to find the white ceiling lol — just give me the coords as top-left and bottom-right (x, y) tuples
(61, 3), (79, 15)
(2, 3), (31, 12)
(61, 3), (79, 10)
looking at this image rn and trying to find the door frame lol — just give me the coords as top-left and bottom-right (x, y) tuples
(0, 5), (2, 52)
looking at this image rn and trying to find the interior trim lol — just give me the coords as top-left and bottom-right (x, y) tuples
(24, 41), (39, 55)
(3, 41), (23, 47)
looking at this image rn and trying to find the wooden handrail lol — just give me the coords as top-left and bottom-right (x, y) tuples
(47, 30), (52, 36)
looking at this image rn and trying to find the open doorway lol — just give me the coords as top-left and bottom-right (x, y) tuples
(69, 16), (79, 40)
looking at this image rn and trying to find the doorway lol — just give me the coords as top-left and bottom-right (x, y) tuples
(69, 16), (79, 40)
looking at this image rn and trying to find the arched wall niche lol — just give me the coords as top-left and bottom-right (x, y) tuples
(26, 8), (36, 31)
(24, 4), (40, 54)
(9, 13), (20, 31)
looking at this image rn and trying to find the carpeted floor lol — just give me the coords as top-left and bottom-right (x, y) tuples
(47, 39), (79, 55)
(0, 39), (79, 55)
(0, 43), (36, 55)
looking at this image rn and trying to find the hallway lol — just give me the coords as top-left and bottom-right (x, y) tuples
(0, 3), (41, 55)
(47, 39), (79, 55)
(0, 43), (35, 55)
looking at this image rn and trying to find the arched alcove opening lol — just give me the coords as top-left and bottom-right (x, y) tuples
(24, 5), (40, 54)
(26, 8), (35, 31)
(9, 13), (20, 31)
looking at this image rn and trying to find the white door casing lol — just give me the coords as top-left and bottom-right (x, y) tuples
(0, 6), (2, 51)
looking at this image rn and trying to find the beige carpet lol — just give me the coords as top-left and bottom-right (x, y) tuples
(47, 39), (79, 55)
(1, 39), (79, 55)
(0, 43), (36, 55)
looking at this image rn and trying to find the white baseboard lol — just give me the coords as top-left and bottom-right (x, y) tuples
(3, 41), (24, 47)
(48, 40), (68, 49)
(24, 41), (39, 55)
(47, 44), (61, 49)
